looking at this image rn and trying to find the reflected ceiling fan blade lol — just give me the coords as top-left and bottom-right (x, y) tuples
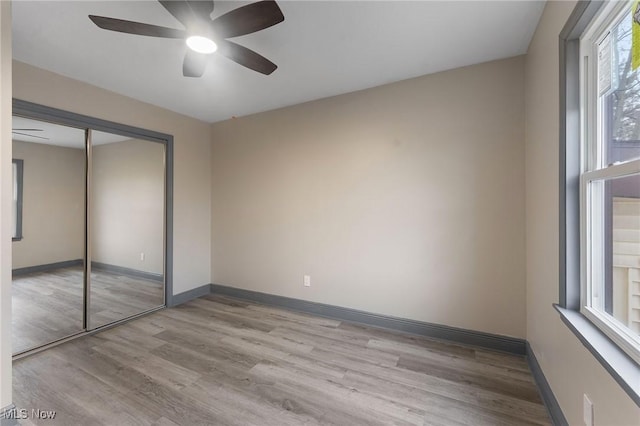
(211, 0), (284, 39)
(183, 50), (208, 77)
(218, 40), (277, 75)
(12, 128), (43, 131)
(12, 131), (49, 140)
(89, 15), (186, 38)
(159, 0), (212, 28)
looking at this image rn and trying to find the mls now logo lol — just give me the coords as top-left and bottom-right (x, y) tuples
(2, 408), (27, 420)
(1, 407), (56, 420)
(31, 409), (57, 420)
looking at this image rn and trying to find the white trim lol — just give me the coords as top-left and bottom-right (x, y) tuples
(579, 0), (640, 365)
(580, 1), (629, 51)
(582, 306), (640, 364)
(582, 159), (640, 181)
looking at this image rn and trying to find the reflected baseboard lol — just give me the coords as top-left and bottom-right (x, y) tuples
(91, 261), (163, 283)
(12, 259), (163, 283)
(12, 259), (83, 277)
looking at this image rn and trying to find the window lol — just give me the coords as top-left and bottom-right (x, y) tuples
(12, 159), (23, 241)
(580, 1), (640, 364)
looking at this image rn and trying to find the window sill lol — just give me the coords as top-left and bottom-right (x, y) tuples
(554, 304), (640, 406)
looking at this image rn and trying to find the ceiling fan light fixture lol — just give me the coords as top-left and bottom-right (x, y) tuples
(88, 0), (284, 76)
(186, 35), (217, 54)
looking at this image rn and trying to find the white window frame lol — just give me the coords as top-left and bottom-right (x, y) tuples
(580, 0), (640, 364)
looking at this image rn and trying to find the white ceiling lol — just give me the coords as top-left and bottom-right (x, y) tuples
(12, 1), (546, 124)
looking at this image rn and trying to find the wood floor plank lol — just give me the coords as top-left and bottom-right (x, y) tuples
(13, 295), (550, 425)
(270, 326), (400, 366)
(198, 295), (342, 328)
(150, 417), (181, 426)
(91, 340), (202, 391)
(368, 338), (534, 382)
(342, 370), (538, 426)
(181, 377), (310, 426)
(169, 303), (275, 333)
(396, 353), (541, 403)
(342, 368), (548, 425)
(473, 349), (531, 372)
(13, 360), (99, 426)
(21, 354), (158, 426)
(92, 323), (167, 351)
(305, 347), (549, 422)
(125, 379), (224, 426)
(152, 329), (261, 369)
(48, 335), (164, 396)
(251, 361), (424, 425)
(337, 321), (479, 358)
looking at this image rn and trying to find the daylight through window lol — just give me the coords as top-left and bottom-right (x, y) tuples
(580, 0), (640, 363)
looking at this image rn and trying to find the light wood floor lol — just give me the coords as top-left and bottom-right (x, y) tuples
(13, 295), (550, 426)
(12, 266), (164, 353)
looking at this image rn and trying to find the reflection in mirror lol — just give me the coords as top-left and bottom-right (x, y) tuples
(89, 132), (165, 329)
(11, 116), (86, 354)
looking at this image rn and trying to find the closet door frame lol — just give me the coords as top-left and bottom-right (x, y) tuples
(12, 99), (174, 356)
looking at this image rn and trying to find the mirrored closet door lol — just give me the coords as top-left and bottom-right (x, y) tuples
(11, 116), (87, 354)
(89, 132), (165, 329)
(12, 112), (168, 355)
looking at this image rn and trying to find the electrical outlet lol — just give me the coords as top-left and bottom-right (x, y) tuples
(303, 275), (311, 287)
(583, 394), (593, 426)
(140, 252), (145, 261)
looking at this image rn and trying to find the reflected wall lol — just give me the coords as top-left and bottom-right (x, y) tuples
(89, 134), (165, 329)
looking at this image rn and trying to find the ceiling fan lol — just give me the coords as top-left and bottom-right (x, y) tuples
(88, 0), (284, 77)
(12, 128), (49, 140)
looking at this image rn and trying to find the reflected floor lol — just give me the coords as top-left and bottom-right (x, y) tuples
(12, 266), (163, 354)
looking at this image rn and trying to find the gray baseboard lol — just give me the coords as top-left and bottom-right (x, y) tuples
(91, 262), (163, 283)
(0, 404), (18, 426)
(208, 283), (527, 355)
(169, 283), (212, 307)
(12, 259), (83, 277)
(526, 342), (567, 426)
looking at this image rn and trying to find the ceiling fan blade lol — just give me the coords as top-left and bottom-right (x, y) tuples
(218, 40), (277, 75)
(159, 0), (213, 28)
(183, 50), (208, 77)
(89, 15), (186, 38)
(12, 131), (49, 140)
(211, 0), (284, 39)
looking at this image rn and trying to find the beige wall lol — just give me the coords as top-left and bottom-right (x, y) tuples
(92, 139), (164, 274)
(12, 141), (84, 269)
(0, 0), (11, 411)
(525, 1), (639, 424)
(210, 56), (527, 338)
(12, 61), (212, 295)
